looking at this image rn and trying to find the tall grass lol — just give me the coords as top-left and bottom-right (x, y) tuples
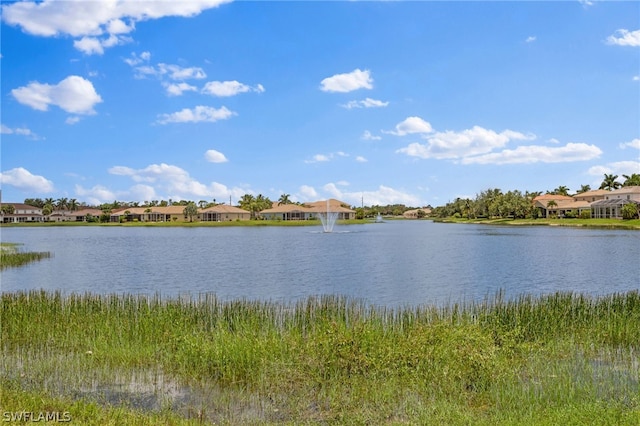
(0, 243), (52, 269)
(2, 291), (639, 424)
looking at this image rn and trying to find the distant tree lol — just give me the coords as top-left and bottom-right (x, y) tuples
(278, 194), (292, 205)
(1, 204), (15, 214)
(56, 197), (68, 211)
(599, 174), (622, 191)
(183, 202), (199, 222)
(622, 173), (640, 187)
(578, 184), (591, 193)
(416, 209), (426, 219)
(552, 186), (570, 196)
(546, 200), (558, 218)
(68, 198), (79, 211)
(198, 200), (208, 209)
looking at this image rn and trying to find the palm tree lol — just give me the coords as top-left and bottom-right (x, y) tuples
(56, 197), (68, 211)
(278, 194), (292, 205)
(68, 198), (79, 212)
(599, 174), (622, 191)
(622, 173), (640, 187)
(552, 186), (570, 196)
(278, 194), (289, 205)
(546, 200), (557, 218)
(578, 184), (591, 194)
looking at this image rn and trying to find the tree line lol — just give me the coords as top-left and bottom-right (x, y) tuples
(431, 173), (640, 220)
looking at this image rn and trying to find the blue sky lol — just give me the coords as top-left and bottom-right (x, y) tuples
(1, 0), (638, 207)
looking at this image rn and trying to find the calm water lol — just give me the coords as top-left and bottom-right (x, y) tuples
(1, 221), (639, 307)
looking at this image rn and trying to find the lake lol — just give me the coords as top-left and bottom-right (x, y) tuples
(2, 221), (639, 307)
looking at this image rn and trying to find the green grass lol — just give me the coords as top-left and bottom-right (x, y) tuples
(0, 219), (366, 228)
(2, 291), (639, 424)
(0, 243), (52, 269)
(433, 217), (640, 230)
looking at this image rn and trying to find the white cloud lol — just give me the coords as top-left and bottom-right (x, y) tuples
(634, 76), (640, 81)
(65, 116), (81, 125)
(2, 0), (231, 54)
(163, 82), (198, 96)
(306, 154), (331, 163)
(384, 116), (433, 136)
(106, 162), (246, 201)
(355, 156), (368, 163)
(202, 80), (265, 97)
(156, 105), (236, 124)
(205, 149), (228, 163)
(588, 161), (640, 177)
(461, 142), (602, 165)
(11, 75), (102, 115)
(158, 63), (206, 80)
(619, 138), (640, 150)
(74, 184), (118, 205)
(321, 183), (422, 206)
(0, 124), (41, 140)
(320, 69), (373, 93)
(606, 29), (640, 47)
(362, 130), (382, 141)
(396, 126), (534, 160)
(298, 185), (318, 200)
(0, 167), (54, 193)
(525, 36), (536, 43)
(341, 98), (389, 109)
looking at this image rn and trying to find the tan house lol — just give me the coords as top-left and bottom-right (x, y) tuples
(69, 208), (104, 222)
(572, 189), (609, 203)
(591, 186), (640, 219)
(110, 206), (192, 222)
(0, 203), (44, 223)
(533, 194), (576, 218)
(200, 204), (251, 221)
(403, 207), (432, 219)
(260, 199), (355, 221)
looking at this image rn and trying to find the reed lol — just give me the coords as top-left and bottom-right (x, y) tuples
(0, 243), (52, 269)
(2, 290), (639, 424)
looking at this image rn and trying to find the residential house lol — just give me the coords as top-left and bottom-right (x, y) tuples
(259, 199), (355, 221)
(110, 206), (191, 222)
(200, 204), (251, 221)
(305, 199), (356, 220)
(69, 208), (104, 222)
(0, 203), (44, 223)
(403, 207), (432, 219)
(532, 194), (577, 218)
(572, 189), (609, 203)
(590, 186), (640, 219)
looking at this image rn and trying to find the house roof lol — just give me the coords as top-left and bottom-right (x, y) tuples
(305, 199), (354, 213)
(261, 204), (311, 214)
(533, 194), (574, 202)
(573, 189), (609, 198)
(200, 204), (249, 214)
(611, 186), (640, 195)
(0, 203), (41, 210)
(112, 206), (187, 215)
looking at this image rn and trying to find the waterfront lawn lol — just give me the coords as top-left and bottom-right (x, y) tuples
(2, 291), (639, 425)
(434, 217), (640, 230)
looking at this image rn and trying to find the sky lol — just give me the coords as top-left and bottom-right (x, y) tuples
(1, 0), (639, 208)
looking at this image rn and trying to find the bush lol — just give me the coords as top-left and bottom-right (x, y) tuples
(580, 209), (592, 219)
(621, 203), (639, 220)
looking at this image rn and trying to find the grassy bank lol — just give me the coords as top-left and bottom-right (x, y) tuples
(433, 217), (640, 230)
(0, 219), (365, 228)
(0, 243), (52, 269)
(2, 291), (639, 424)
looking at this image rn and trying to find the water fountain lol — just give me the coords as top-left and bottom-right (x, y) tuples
(318, 199), (339, 233)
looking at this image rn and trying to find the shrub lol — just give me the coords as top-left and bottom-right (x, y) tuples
(621, 203), (639, 220)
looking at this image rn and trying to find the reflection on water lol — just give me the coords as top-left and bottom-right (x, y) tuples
(1, 222), (639, 307)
